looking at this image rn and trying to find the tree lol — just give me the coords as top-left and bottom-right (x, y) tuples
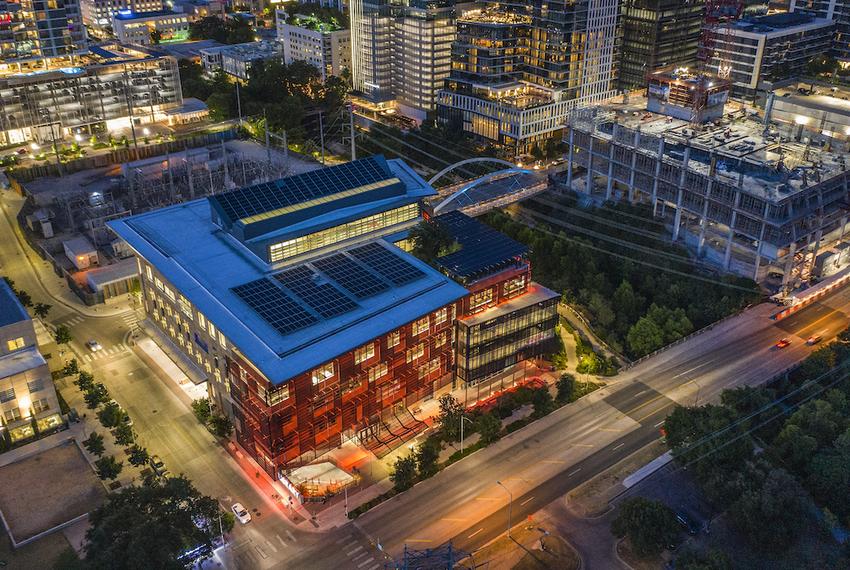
(83, 432), (106, 457)
(94, 456), (123, 480)
(189, 16), (229, 42)
(149, 29), (163, 44)
(729, 468), (808, 552)
(54, 325), (72, 346)
(127, 445), (150, 467)
(114, 423), (135, 447)
(772, 424), (818, 474)
(626, 317), (664, 357)
(408, 221), (456, 263)
(806, 427), (850, 518)
(415, 440), (440, 478)
(676, 547), (732, 570)
(532, 387), (555, 417)
(476, 412), (502, 444)
(33, 302), (52, 319)
(84, 475), (226, 568)
(390, 455), (417, 491)
(437, 394), (465, 442)
(209, 414), (233, 438)
(556, 373), (576, 404)
(84, 383), (111, 410)
(62, 358), (79, 377)
(610, 497), (679, 558)
(192, 398), (212, 424)
(206, 91), (234, 122)
(15, 288), (32, 307)
(75, 370), (95, 391)
(97, 401), (124, 428)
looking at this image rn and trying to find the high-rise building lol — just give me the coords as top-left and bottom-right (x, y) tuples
(108, 155), (557, 482)
(790, 0), (850, 61)
(436, 0), (620, 154)
(80, 0), (165, 39)
(277, 11), (351, 81)
(618, 0), (705, 91)
(350, 0), (456, 118)
(0, 0), (87, 63)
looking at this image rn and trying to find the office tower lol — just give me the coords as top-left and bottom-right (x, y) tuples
(790, 0), (850, 61)
(0, 0), (87, 63)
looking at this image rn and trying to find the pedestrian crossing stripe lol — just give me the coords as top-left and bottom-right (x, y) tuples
(82, 344), (129, 361)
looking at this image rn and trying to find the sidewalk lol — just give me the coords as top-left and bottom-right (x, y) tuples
(0, 194), (131, 319)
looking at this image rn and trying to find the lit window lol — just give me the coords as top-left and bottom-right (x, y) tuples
(146, 265), (153, 280)
(218, 331), (227, 348)
(435, 331), (448, 348)
(154, 277), (164, 291)
(311, 362), (335, 385)
(4, 408), (20, 422)
(354, 342), (375, 365)
(269, 385), (290, 405)
(434, 307), (448, 325)
(405, 343), (424, 363)
(208, 320), (216, 338)
(412, 316), (429, 336)
(503, 274), (527, 297)
(418, 358), (440, 379)
(368, 362), (388, 382)
(178, 295), (193, 317)
(198, 312), (206, 328)
(6, 337), (25, 352)
(469, 288), (494, 312)
(387, 330), (401, 348)
(33, 398), (50, 414)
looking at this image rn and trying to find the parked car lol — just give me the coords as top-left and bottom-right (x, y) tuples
(232, 502), (252, 524)
(150, 455), (166, 476)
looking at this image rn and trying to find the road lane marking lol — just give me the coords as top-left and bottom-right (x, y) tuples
(336, 535), (352, 544)
(265, 541), (278, 553)
(612, 442), (625, 451)
(286, 530), (296, 542)
(672, 361), (712, 379)
(468, 528), (484, 539)
(654, 420), (665, 428)
(345, 545), (364, 556)
(475, 497), (499, 501)
(277, 534), (288, 547)
(571, 443), (594, 448)
(625, 393), (666, 417)
(352, 551), (368, 561)
(542, 459), (565, 464)
(440, 517), (467, 522)
(520, 497), (534, 506)
(357, 559), (375, 568)
(598, 427), (623, 432)
(405, 539), (432, 543)
(568, 468), (582, 477)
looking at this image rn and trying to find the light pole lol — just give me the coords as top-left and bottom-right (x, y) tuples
(459, 414), (473, 453)
(496, 480), (512, 538)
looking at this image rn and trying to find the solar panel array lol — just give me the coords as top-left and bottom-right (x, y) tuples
(434, 211), (528, 279)
(349, 242), (424, 286)
(232, 279), (317, 335)
(313, 254), (390, 299)
(211, 156), (392, 223)
(274, 266), (357, 319)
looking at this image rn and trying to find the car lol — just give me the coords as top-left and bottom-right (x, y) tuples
(676, 512), (700, 536)
(16, 148), (27, 155)
(775, 338), (791, 349)
(85, 339), (103, 352)
(232, 502), (251, 524)
(150, 455), (165, 476)
(806, 335), (823, 345)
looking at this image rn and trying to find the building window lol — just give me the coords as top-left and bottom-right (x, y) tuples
(178, 295), (193, 317)
(418, 357), (440, 379)
(208, 321), (216, 338)
(0, 387), (15, 403)
(311, 362), (335, 385)
(503, 275), (527, 298)
(6, 337), (25, 352)
(218, 331), (227, 349)
(469, 288), (494, 312)
(434, 307), (448, 325)
(163, 286), (176, 302)
(4, 408), (20, 422)
(368, 362), (388, 382)
(435, 331), (448, 348)
(387, 330), (401, 349)
(413, 317), (429, 336)
(269, 385), (290, 405)
(155, 277), (164, 291)
(198, 312), (206, 329)
(354, 342), (375, 365)
(27, 379), (44, 393)
(146, 265), (153, 280)
(32, 398), (49, 414)
(406, 343), (425, 363)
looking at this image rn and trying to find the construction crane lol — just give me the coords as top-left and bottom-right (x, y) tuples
(690, 0), (744, 123)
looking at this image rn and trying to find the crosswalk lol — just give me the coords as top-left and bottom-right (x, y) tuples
(82, 343), (130, 362)
(230, 530), (301, 569)
(121, 312), (139, 329)
(57, 314), (85, 328)
(336, 532), (382, 570)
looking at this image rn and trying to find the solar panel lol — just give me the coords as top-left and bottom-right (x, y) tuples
(232, 279), (318, 335)
(211, 156), (393, 223)
(313, 253), (389, 299)
(434, 211), (528, 279)
(349, 242), (424, 286)
(273, 266), (358, 319)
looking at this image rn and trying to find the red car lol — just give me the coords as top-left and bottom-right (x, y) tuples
(775, 338), (791, 349)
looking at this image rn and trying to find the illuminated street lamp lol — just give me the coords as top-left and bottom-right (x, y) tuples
(459, 414), (473, 453)
(142, 127), (151, 136)
(30, 142), (40, 151)
(496, 480), (513, 538)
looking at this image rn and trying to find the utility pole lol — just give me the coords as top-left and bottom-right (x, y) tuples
(236, 81), (243, 127)
(264, 108), (271, 166)
(349, 103), (356, 160)
(496, 480), (513, 538)
(459, 414), (472, 454)
(318, 111), (326, 165)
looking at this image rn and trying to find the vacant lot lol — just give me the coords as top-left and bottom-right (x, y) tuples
(0, 440), (106, 543)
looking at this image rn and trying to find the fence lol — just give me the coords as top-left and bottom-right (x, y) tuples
(7, 129), (238, 182)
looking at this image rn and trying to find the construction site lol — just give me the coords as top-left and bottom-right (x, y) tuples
(16, 138), (314, 304)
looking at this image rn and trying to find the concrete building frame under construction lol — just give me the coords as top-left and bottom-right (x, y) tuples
(564, 109), (850, 288)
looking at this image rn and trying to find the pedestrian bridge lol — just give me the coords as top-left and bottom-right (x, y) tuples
(431, 163), (548, 216)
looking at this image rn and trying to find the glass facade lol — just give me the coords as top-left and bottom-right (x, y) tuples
(267, 203), (419, 262)
(456, 295), (558, 384)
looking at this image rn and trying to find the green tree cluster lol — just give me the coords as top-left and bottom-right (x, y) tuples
(611, 497), (679, 557)
(189, 16), (254, 44)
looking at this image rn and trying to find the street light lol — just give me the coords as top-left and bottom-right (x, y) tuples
(496, 480), (513, 538)
(459, 414), (473, 453)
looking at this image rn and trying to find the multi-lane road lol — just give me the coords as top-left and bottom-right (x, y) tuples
(3, 186), (850, 568)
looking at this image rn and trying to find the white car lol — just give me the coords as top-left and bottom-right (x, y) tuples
(85, 340), (103, 352)
(231, 502), (251, 524)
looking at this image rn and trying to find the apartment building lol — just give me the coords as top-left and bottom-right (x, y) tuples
(109, 156), (558, 477)
(200, 41), (282, 81)
(0, 280), (62, 446)
(790, 0), (850, 62)
(112, 9), (190, 46)
(0, 0), (87, 64)
(277, 12), (350, 80)
(80, 0), (164, 39)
